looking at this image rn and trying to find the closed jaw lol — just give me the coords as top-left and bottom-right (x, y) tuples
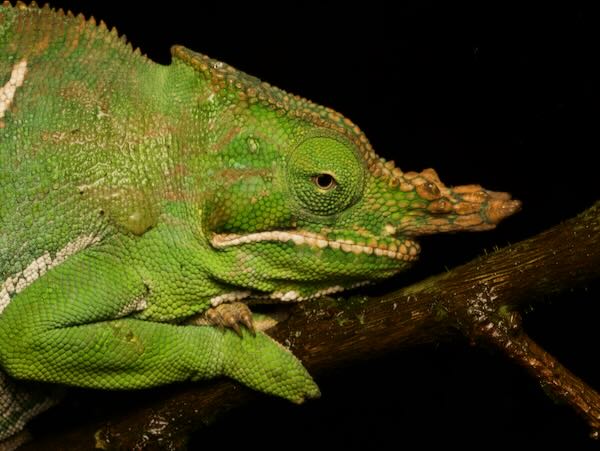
(211, 230), (420, 262)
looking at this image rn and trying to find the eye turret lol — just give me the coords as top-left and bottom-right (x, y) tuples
(287, 136), (364, 216)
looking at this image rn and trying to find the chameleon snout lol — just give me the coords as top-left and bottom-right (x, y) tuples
(376, 166), (521, 236)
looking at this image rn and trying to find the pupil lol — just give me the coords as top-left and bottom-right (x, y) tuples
(316, 174), (334, 189)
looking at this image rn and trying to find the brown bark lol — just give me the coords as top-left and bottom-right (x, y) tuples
(22, 201), (600, 450)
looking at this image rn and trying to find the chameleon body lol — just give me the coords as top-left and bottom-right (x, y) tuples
(0, 2), (520, 441)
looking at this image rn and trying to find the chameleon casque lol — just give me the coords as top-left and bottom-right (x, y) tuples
(0, 2), (521, 443)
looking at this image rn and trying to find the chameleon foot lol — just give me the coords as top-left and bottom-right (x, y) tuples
(205, 302), (255, 336)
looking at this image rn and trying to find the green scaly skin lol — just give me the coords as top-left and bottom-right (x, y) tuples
(0, 3), (521, 441)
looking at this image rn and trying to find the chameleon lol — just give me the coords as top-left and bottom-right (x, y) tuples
(0, 1), (521, 444)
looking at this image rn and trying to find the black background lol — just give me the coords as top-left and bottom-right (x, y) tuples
(26, 1), (599, 448)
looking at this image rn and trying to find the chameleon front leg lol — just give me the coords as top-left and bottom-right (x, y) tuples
(0, 247), (319, 403)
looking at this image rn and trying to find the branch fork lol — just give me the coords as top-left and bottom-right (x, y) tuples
(459, 288), (600, 438)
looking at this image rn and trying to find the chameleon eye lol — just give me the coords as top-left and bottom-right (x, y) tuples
(288, 136), (364, 216)
(313, 173), (336, 190)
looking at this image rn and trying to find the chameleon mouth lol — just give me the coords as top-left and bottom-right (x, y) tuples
(211, 231), (421, 262)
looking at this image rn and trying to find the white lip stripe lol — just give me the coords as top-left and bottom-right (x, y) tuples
(0, 59), (28, 119)
(211, 231), (420, 262)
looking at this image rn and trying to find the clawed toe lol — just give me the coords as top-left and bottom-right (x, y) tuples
(205, 302), (255, 336)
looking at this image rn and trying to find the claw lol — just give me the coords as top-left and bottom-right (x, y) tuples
(204, 302), (255, 336)
(240, 311), (256, 336)
(230, 321), (242, 337)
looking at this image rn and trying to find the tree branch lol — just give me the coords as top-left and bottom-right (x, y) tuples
(23, 201), (600, 449)
(469, 309), (600, 438)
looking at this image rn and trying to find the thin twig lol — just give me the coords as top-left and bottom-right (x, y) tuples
(472, 311), (600, 438)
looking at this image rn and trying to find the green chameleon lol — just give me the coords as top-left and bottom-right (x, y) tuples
(0, 2), (520, 443)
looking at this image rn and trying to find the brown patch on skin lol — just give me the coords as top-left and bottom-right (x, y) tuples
(388, 177), (400, 188)
(353, 225), (376, 237)
(415, 181), (441, 200)
(452, 184), (484, 194)
(410, 201), (428, 210)
(64, 16), (85, 55)
(209, 126), (241, 153)
(60, 80), (109, 114)
(429, 218), (455, 227)
(171, 164), (189, 177)
(392, 167), (404, 178)
(460, 190), (489, 204)
(109, 322), (146, 354)
(420, 168), (441, 184)
(399, 182), (414, 192)
(455, 214), (485, 228)
(196, 89), (214, 104)
(40, 130), (67, 143)
(32, 31), (51, 55)
(162, 189), (192, 202)
(427, 199), (453, 214)
(453, 201), (483, 215)
(217, 168), (271, 184)
(485, 198), (522, 223)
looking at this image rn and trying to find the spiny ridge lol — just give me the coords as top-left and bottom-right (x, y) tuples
(2, 1), (148, 61)
(172, 45), (384, 167)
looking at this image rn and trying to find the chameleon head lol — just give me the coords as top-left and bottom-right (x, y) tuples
(175, 47), (521, 300)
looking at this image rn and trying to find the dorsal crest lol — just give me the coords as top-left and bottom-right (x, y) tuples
(172, 45), (322, 115)
(0, 1), (149, 62)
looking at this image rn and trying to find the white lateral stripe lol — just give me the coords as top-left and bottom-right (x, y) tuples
(267, 281), (370, 302)
(209, 290), (252, 307)
(0, 234), (100, 314)
(0, 59), (28, 119)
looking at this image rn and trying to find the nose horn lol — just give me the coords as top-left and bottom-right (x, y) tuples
(443, 184), (522, 230)
(390, 168), (521, 235)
